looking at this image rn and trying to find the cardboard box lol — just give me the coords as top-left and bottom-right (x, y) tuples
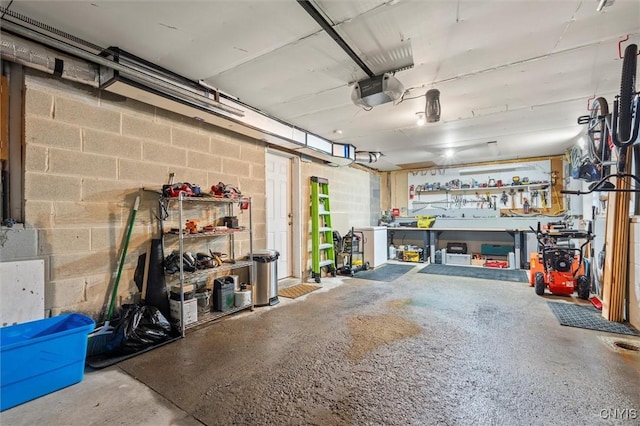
(169, 298), (198, 327)
(471, 257), (486, 266)
(170, 283), (195, 294)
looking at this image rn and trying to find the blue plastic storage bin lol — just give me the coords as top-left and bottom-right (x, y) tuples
(1, 313), (95, 411)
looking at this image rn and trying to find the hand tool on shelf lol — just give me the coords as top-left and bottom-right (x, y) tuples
(501, 191), (508, 206)
(509, 188), (516, 209)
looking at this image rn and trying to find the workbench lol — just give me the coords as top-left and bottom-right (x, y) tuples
(429, 227), (525, 269)
(386, 226), (530, 269)
(387, 216), (569, 268)
(387, 227), (431, 262)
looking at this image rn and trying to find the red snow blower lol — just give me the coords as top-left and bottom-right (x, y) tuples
(529, 221), (594, 299)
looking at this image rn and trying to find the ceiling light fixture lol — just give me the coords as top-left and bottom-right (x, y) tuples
(425, 89), (441, 123)
(444, 148), (454, 158)
(416, 112), (426, 126)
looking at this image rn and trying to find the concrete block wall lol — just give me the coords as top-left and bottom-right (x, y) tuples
(630, 218), (639, 330)
(19, 70), (382, 318)
(301, 161), (378, 278)
(23, 70), (269, 318)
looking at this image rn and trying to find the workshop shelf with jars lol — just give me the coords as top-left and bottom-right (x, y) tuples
(154, 187), (254, 337)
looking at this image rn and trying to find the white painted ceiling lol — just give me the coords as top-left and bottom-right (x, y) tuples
(2, 0), (639, 171)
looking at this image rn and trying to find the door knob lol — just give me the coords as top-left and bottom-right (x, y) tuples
(288, 213), (293, 218)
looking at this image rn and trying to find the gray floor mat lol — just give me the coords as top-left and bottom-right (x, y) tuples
(547, 301), (640, 336)
(418, 263), (528, 283)
(351, 264), (416, 282)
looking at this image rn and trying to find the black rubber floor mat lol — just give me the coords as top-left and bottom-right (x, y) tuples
(547, 302), (640, 336)
(418, 263), (528, 283)
(351, 264), (415, 282)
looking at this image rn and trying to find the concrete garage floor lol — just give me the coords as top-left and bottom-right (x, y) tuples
(3, 264), (640, 425)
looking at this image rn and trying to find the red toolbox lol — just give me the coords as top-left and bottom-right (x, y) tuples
(485, 260), (508, 268)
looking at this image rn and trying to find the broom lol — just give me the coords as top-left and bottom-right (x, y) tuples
(87, 195), (140, 356)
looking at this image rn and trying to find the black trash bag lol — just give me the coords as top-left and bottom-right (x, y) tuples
(106, 304), (172, 355)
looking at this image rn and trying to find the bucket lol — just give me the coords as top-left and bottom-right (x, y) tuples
(195, 290), (211, 313)
(234, 290), (252, 307)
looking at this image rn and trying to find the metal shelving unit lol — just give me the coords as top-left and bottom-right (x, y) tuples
(185, 303), (253, 331)
(159, 194), (254, 336)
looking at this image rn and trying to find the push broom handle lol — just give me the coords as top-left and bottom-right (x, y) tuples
(105, 195), (140, 322)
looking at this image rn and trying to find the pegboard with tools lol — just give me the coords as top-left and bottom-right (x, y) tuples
(408, 159), (553, 216)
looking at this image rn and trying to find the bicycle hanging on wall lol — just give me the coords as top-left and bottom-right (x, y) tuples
(567, 42), (640, 197)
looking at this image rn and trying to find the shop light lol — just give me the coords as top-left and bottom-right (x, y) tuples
(458, 164), (534, 175)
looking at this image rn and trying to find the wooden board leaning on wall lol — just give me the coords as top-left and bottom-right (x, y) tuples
(1, 75), (8, 161)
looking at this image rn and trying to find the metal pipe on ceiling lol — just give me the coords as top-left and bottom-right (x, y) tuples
(0, 8), (365, 168)
(0, 18), (244, 117)
(0, 31), (99, 85)
(354, 152), (381, 164)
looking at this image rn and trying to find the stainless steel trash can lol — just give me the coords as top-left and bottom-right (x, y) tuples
(251, 249), (280, 306)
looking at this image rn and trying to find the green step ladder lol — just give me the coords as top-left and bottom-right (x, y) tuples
(310, 176), (336, 283)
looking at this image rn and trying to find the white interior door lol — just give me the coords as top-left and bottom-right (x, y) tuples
(266, 152), (292, 279)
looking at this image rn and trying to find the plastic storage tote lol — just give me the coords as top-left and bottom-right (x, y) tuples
(1, 313), (95, 411)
